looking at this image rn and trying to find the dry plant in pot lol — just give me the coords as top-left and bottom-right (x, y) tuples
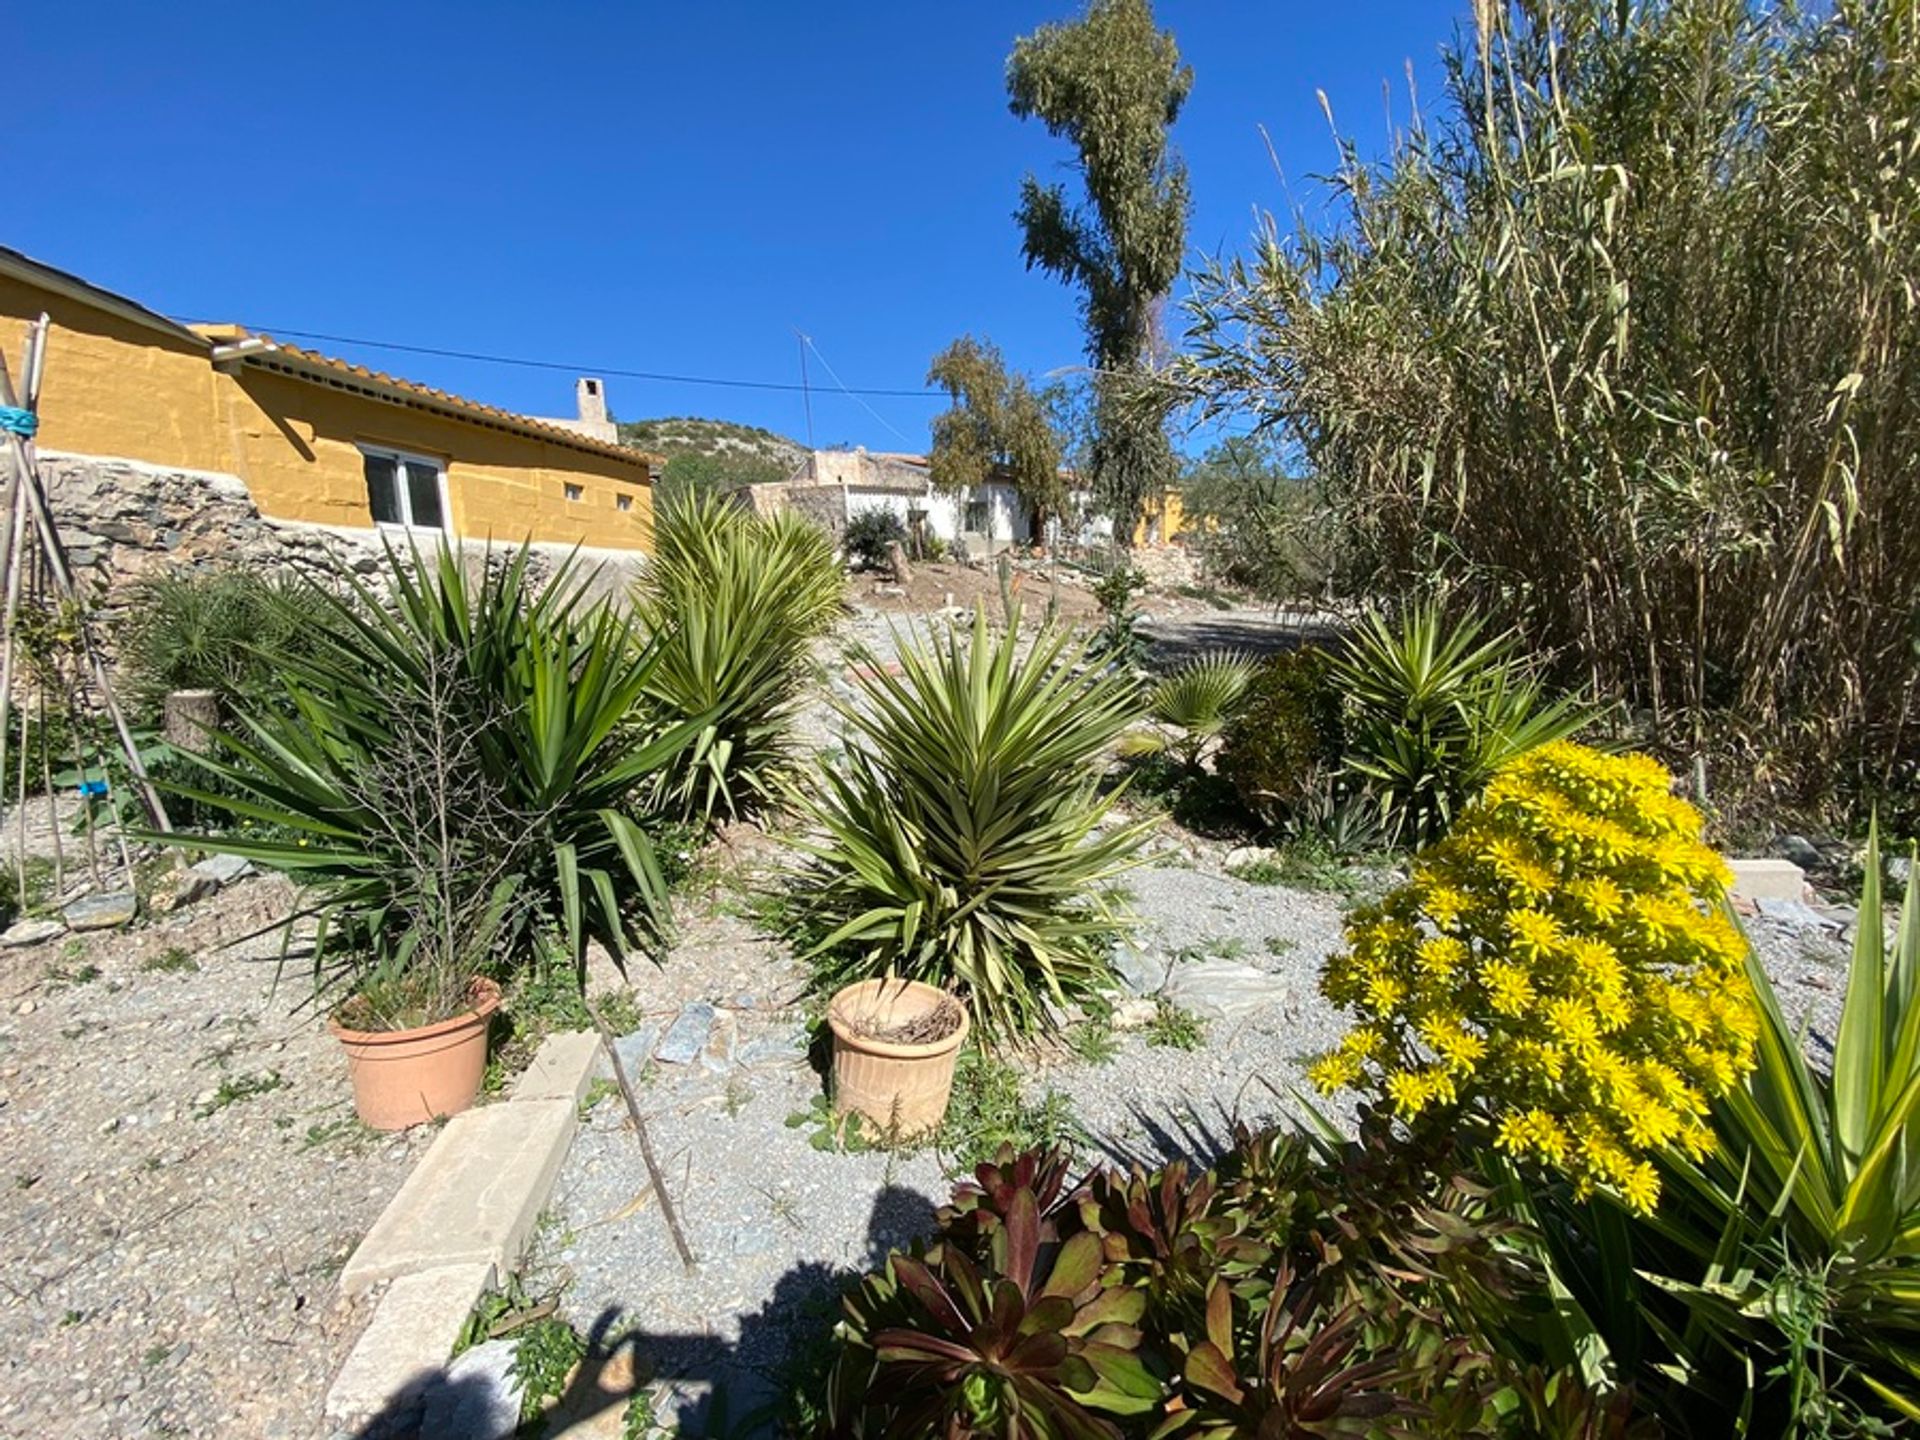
(827, 978), (970, 1138)
(303, 649), (527, 1130)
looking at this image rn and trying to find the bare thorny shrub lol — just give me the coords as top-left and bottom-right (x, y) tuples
(331, 646), (550, 1031)
(1166, 0), (1920, 826)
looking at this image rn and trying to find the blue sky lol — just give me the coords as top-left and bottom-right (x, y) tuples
(8, 2), (1455, 453)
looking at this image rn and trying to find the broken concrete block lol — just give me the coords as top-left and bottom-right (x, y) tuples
(324, 1261), (493, 1423)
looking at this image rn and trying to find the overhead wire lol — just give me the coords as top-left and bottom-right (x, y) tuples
(169, 320), (946, 400)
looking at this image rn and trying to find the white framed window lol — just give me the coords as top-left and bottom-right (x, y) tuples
(615, 492), (633, 513)
(360, 445), (448, 532)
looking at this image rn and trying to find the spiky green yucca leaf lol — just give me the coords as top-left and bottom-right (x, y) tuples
(1520, 825), (1920, 1428)
(149, 541), (706, 1014)
(796, 608), (1150, 1044)
(1140, 650), (1256, 771)
(1332, 601), (1595, 846)
(637, 491), (844, 821)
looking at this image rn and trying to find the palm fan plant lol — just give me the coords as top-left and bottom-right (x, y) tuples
(154, 541), (705, 1017)
(796, 607), (1151, 1044)
(636, 491), (843, 822)
(1132, 651), (1256, 773)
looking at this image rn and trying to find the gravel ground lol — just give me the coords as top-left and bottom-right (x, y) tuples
(1037, 865), (1355, 1165)
(0, 873), (433, 1440)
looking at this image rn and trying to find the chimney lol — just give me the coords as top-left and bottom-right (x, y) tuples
(577, 376), (608, 426)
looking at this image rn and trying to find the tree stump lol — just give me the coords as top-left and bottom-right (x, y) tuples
(884, 540), (913, 585)
(163, 689), (221, 755)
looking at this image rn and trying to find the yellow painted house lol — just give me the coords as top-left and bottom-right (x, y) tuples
(0, 246), (659, 551)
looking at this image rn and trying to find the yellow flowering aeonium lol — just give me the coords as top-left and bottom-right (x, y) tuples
(1308, 741), (1759, 1214)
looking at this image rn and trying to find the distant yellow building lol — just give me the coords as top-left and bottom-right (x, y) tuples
(1133, 487), (1186, 547)
(0, 246), (658, 552)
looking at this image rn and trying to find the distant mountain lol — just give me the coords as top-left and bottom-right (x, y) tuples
(616, 416), (807, 496)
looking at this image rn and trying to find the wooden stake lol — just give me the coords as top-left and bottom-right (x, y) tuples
(586, 1001), (697, 1274)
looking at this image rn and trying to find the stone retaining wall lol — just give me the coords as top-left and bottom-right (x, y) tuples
(39, 450), (386, 599)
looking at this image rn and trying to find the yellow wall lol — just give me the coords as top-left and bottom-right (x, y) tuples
(0, 273), (654, 552)
(1132, 487), (1186, 547)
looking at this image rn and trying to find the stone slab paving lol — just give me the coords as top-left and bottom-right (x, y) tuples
(342, 1098), (578, 1294)
(323, 1261), (493, 1423)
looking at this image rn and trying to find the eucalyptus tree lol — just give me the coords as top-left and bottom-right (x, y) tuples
(1008, 0), (1190, 542)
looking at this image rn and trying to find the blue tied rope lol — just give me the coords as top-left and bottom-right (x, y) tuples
(0, 406), (36, 438)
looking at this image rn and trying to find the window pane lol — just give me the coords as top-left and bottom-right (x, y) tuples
(405, 462), (444, 529)
(364, 454), (400, 525)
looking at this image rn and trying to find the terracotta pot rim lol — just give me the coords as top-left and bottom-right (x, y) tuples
(327, 975), (502, 1047)
(827, 977), (970, 1060)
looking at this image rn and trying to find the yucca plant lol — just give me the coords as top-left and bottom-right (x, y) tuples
(796, 607), (1151, 1044)
(154, 541), (704, 1019)
(1132, 651), (1256, 773)
(637, 491), (843, 822)
(1331, 601), (1595, 847)
(1645, 823), (1920, 1426)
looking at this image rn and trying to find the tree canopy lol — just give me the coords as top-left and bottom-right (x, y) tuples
(1008, 0), (1189, 542)
(926, 336), (1067, 524)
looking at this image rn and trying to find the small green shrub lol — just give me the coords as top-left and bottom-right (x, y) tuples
(938, 1049), (1083, 1167)
(1216, 646), (1344, 828)
(1087, 562), (1148, 666)
(843, 508), (907, 572)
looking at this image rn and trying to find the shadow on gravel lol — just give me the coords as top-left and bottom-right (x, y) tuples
(349, 1184), (938, 1439)
(1137, 609), (1341, 671)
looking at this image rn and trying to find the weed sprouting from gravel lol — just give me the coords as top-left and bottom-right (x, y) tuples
(44, 962), (100, 991)
(511, 1316), (586, 1422)
(1264, 935), (1299, 957)
(194, 1069), (285, 1117)
(1145, 1000), (1206, 1051)
(937, 1049), (1083, 1169)
(141, 947), (199, 975)
(1067, 1018), (1118, 1065)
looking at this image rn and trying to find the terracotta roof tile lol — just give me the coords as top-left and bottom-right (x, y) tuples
(212, 328), (660, 471)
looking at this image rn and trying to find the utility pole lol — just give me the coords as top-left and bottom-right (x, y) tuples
(794, 329), (816, 454)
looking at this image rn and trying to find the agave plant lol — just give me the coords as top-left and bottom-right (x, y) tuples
(829, 1157), (1163, 1438)
(155, 541), (704, 1014)
(1330, 601), (1596, 847)
(1133, 652), (1256, 773)
(636, 491), (844, 822)
(796, 607), (1152, 1043)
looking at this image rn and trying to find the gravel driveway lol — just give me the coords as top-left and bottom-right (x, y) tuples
(0, 875), (431, 1440)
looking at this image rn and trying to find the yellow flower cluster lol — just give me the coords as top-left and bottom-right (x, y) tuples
(1308, 741), (1759, 1214)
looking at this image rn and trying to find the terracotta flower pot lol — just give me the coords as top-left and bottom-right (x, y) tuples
(327, 977), (501, 1131)
(827, 978), (969, 1139)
